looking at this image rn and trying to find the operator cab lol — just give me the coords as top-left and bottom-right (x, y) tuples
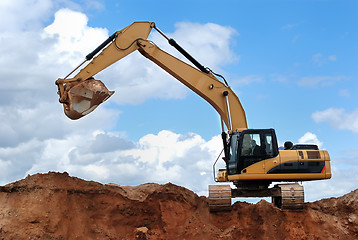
(226, 129), (279, 175)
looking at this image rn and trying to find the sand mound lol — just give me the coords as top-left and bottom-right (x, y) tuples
(0, 172), (357, 239)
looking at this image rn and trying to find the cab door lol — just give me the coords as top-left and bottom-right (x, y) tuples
(238, 129), (279, 172)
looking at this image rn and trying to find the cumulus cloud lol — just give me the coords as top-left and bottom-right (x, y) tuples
(304, 163), (358, 202)
(43, 8), (109, 65)
(12, 130), (223, 196)
(166, 22), (238, 67)
(0, 0), (53, 31)
(0, 5), (120, 148)
(312, 108), (358, 134)
(298, 132), (323, 149)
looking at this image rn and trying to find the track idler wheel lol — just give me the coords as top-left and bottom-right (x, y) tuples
(208, 185), (232, 212)
(272, 183), (304, 210)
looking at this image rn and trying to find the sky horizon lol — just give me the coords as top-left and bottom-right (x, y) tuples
(0, 0), (357, 203)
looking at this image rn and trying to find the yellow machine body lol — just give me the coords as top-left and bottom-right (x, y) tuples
(216, 149), (331, 182)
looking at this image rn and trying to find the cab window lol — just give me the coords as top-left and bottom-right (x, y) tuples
(241, 133), (261, 156)
(264, 134), (274, 156)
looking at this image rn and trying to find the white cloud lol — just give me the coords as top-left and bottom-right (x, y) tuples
(0, 138), (44, 184)
(298, 132), (323, 149)
(14, 130), (223, 196)
(167, 22), (238, 67)
(299, 133), (358, 201)
(43, 8), (109, 66)
(298, 75), (349, 87)
(0, 5), (120, 148)
(304, 164), (358, 202)
(0, 0), (53, 31)
(312, 108), (358, 134)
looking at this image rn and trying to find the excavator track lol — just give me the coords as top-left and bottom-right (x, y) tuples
(208, 185), (232, 212)
(209, 183), (304, 212)
(272, 183), (304, 210)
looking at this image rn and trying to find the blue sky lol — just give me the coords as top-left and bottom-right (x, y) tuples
(0, 0), (357, 202)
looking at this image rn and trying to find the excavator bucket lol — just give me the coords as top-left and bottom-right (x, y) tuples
(62, 79), (114, 120)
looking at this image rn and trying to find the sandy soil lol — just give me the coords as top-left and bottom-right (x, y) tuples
(0, 172), (357, 239)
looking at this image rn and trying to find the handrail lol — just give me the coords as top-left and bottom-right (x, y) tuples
(212, 148), (225, 182)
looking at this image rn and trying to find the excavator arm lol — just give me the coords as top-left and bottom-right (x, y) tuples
(55, 21), (247, 131)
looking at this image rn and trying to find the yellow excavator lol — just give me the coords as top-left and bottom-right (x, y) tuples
(56, 22), (331, 211)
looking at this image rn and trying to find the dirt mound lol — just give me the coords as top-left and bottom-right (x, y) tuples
(0, 172), (357, 239)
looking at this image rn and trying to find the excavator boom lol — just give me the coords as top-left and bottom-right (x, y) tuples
(56, 21), (247, 131)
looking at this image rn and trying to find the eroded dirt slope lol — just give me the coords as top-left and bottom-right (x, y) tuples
(0, 172), (357, 239)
